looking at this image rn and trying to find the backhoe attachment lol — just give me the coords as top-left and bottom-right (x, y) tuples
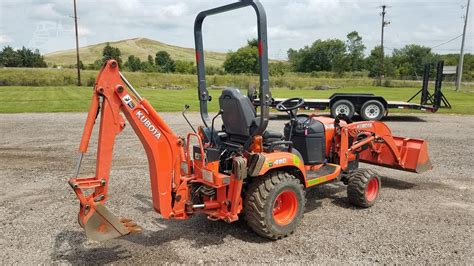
(69, 60), (185, 241)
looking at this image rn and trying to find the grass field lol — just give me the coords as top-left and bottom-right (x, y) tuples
(1, 67), (472, 114)
(1, 85), (472, 114)
(4, 67), (472, 90)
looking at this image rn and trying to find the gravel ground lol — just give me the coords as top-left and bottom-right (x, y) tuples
(0, 112), (473, 264)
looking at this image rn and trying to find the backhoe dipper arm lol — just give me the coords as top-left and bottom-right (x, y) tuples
(69, 60), (185, 241)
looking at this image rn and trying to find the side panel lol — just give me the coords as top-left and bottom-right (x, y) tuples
(312, 116), (346, 157)
(257, 151), (307, 181)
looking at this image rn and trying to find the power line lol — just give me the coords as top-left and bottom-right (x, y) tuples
(430, 34), (463, 49)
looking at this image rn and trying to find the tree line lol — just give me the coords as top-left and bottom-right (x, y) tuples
(1, 37), (473, 81)
(0, 46), (47, 68)
(286, 31), (473, 80)
(218, 32), (474, 80)
(88, 41), (289, 77)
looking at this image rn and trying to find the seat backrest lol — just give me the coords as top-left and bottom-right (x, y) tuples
(219, 88), (257, 137)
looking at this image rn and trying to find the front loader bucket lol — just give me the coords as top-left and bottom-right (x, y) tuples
(360, 136), (432, 173)
(80, 203), (142, 241)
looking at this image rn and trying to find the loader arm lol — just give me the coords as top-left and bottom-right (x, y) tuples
(69, 60), (186, 241)
(338, 121), (432, 173)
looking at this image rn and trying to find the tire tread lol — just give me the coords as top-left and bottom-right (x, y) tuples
(244, 171), (305, 239)
(347, 168), (380, 208)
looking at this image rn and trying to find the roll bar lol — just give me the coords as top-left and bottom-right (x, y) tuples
(194, 0), (271, 136)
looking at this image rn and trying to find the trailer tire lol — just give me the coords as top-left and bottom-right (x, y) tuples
(244, 171), (305, 240)
(347, 169), (381, 208)
(360, 100), (385, 121)
(331, 100), (355, 119)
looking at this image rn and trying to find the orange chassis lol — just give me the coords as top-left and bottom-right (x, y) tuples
(69, 61), (431, 241)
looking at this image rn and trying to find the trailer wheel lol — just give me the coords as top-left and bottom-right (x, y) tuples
(331, 100), (355, 119)
(244, 171), (305, 239)
(347, 169), (381, 208)
(360, 100), (385, 121)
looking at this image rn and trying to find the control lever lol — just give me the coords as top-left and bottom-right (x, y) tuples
(210, 109), (223, 146)
(182, 104), (196, 133)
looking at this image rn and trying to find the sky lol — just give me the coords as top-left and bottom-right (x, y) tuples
(0, 0), (472, 59)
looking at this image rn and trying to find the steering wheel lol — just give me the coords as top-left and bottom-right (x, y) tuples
(276, 97), (305, 112)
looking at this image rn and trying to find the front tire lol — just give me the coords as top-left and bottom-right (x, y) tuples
(244, 171), (305, 239)
(347, 169), (381, 208)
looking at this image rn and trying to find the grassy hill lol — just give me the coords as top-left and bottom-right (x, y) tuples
(44, 37), (227, 66)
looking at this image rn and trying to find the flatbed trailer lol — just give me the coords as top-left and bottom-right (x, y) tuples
(255, 61), (451, 121)
(267, 93), (438, 121)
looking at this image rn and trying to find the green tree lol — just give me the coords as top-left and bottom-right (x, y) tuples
(147, 55), (154, 66)
(16, 47), (47, 67)
(0, 46), (22, 67)
(223, 39), (259, 74)
(366, 46), (383, 77)
(76, 60), (85, 70)
(206, 65), (225, 75)
(269, 62), (288, 77)
(102, 43), (122, 66)
(288, 39), (346, 72)
(246, 38), (259, 48)
(136, 55), (156, 72)
(391, 44), (439, 79)
(155, 51), (175, 73)
(365, 45), (396, 78)
(345, 31), (366, 71)
(124, 55), (142, 72)
(175, 60), (195, 74)
(87, 59), (104, 70)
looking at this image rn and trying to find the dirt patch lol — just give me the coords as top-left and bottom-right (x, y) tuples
(0, 112), (473, 264)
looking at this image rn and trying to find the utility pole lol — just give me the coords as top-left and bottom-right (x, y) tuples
(379, 5), (390, 84)
(456, 0), (470, 92)
(73, 0), (81, 86)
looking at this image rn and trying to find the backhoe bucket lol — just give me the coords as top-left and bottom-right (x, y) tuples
(80, 203), (142, 241)
(360, 136), (432, 173)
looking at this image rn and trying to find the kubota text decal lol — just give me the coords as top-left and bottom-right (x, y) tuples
(136, 111), (161, 139)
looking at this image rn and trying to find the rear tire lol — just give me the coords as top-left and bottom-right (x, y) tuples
(360, 100), (385, 121)
(331, 99), (355, 120)
(347, 169), (381, 208)
(244, 171), (305, 239)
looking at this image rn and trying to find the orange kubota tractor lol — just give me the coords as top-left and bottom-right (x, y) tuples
(69, 0), (432, 241)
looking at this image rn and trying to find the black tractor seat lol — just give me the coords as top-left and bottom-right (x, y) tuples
(219, 88), (284, 146)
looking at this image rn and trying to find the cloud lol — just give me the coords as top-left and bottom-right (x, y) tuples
(1, 0), (470, 56)
(77, 26), (91, 37)
(282, 0), (361, 29)
(28, 3), (64, 21)
(160, 3), (188, 17)
(268, 26), (302, 40)
(412, 24), (454, 41)
(0, 34), (12, 44)
(116, 0), (141, 11)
